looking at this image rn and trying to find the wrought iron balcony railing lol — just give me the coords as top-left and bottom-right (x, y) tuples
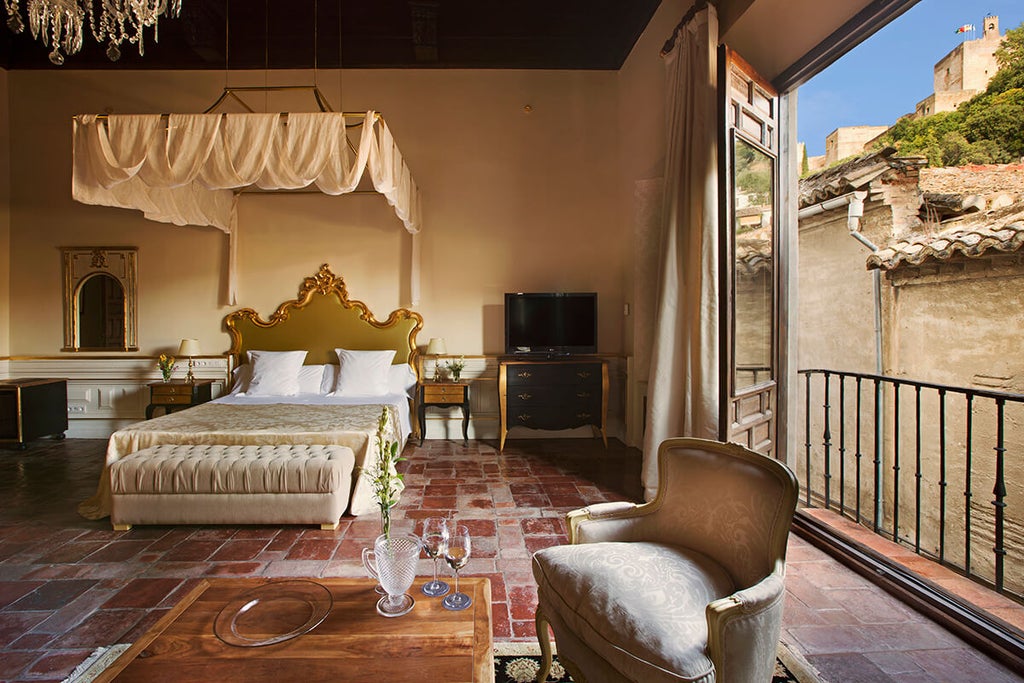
(799, 368), (1024, 602)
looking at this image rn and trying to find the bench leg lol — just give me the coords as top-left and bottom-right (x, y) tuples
(113, 523), (132, 531)
(320, 522), (339, 531)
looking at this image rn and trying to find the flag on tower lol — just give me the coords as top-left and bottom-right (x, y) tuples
(954, 23), (975, 34)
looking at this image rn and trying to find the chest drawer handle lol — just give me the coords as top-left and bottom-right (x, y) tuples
(576, 412), (592, 420)
(516, 371), (532, 379)
(517, 393), (532, 400)
(577, 371), (591, 379)
(577, 391), (591, 398)
(517, 414), (531, 422)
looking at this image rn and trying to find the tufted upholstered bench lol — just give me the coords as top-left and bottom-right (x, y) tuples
(109, 443), (356, 531)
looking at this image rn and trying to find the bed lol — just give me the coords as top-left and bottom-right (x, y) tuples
(77, 264), (424, 523)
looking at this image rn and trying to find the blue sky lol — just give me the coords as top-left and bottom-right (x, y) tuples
(798, 0), (1024, 156)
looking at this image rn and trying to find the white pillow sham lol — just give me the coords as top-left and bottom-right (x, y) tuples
(229, 363), (325, 395)
(243, 350), (308, 396)
(319, 362), (417, 396)
(332, 348), (396, 397)
(388, 363), (418, 397)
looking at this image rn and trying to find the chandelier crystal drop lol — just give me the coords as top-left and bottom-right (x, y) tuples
(2, 0), (182, 65)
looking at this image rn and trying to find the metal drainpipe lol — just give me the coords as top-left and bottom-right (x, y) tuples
(844, 190), (886, 524)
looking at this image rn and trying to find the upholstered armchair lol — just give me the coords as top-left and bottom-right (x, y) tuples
(532, 437), (799, 683)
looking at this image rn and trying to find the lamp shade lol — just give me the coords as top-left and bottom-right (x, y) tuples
(177, 338), (200, 357)
(426, 338), (447, 356)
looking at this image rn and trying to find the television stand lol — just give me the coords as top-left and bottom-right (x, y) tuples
(498, 357), (608, 452)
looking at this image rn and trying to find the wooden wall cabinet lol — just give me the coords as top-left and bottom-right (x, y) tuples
(498, 358), (608, 452)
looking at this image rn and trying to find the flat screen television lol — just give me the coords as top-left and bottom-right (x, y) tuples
(504, 292), (597, 356)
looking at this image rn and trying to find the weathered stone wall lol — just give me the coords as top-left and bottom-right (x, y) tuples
(934, 42), (966, 93)
(799, 185), (1024, 593)
(884, 254), (1024, 591)
(824, 125), (891, 166)
(933, 26), (1001, 95)
(915, 89), (977, 118)
(798, 205), (888, 375)
(920, 165), (1024, 206)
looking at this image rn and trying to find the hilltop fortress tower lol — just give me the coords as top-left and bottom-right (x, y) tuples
(805, 16), (1005, 172)
(915, 15), (1002, 117)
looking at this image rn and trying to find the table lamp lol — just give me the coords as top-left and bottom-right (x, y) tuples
(426, 337), (447, 382)
(177, 338), (200, 383)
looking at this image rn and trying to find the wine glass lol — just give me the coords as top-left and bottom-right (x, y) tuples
(421, 517), (450, 597)
(442, 524), (472, 611)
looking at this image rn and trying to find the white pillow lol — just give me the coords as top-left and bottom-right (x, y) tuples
(333, 348), (396, 397)
(228, 364), (252, 395)
(231, 362), (325, 395)
(321, 364), (339, 394)
(388, 363), (418, 397)
(298, 365), (326, 394)
(244, 350), (308, 396)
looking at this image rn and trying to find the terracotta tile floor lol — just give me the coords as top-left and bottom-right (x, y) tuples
(0, 436), (1021, 682)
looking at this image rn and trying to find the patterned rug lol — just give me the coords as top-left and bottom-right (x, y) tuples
(68, 640), (817, 682)
(493, 641), (817, 683)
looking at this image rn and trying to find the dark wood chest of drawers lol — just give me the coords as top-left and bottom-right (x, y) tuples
(498, 358), (608, 452)
(0, 378), (68, 447)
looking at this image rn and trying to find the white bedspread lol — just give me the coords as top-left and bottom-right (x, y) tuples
(77, 392), (411, 521)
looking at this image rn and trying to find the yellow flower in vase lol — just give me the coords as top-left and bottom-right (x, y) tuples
(157, 353), (176, 382)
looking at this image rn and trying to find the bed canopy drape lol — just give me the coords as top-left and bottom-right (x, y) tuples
(72, 110), (422, 305)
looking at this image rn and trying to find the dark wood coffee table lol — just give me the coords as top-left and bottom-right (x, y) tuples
(94, 577), (493, 682)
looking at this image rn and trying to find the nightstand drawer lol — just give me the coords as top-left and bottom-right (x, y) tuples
(423, 385), (466, 403)
(151, 394), (194, 405)
(151, 384), (195, 398)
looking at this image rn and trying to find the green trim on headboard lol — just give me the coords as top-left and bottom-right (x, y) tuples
(224, 264), (423, 372)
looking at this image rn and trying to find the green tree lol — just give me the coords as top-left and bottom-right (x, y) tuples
(987, 22), (1024, 94)
(960, 88), (1024, 159)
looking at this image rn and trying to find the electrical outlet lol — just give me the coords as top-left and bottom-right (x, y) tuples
(67, 404), (86, 414)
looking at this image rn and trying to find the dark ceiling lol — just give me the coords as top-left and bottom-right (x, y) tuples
(0, 1), (662, 71)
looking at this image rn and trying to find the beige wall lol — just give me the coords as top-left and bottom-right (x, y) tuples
(6, 67), (628, 360)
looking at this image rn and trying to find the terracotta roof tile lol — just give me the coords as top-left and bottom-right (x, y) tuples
(799, 147), (925, 207)
(867, 202), (1024, 270)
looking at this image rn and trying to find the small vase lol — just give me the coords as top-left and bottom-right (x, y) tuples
(161, 372), (172, 383)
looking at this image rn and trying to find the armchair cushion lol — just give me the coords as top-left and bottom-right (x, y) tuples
(533, 541), (735, 683)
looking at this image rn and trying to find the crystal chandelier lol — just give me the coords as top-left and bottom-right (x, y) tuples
(3, 0), (182, 65)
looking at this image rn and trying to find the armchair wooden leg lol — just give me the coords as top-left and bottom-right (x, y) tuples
(535, 608), (553, 683)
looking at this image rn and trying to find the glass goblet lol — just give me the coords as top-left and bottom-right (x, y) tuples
(421, 517), (450, 597)
(441, 524), (472, 611)
(362, 533), (421, 618)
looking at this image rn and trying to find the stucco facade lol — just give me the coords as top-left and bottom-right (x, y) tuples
(798, 153), (1024, 594)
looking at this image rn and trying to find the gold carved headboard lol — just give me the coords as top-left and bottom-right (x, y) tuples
(224, 264), (424, 373)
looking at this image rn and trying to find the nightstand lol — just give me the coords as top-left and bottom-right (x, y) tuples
(146, 379), (214, 419)
(417, 380), (470, 446)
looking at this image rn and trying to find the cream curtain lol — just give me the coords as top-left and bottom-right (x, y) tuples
(641, 4), (721, 501)
(72, 111), (422, 305)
